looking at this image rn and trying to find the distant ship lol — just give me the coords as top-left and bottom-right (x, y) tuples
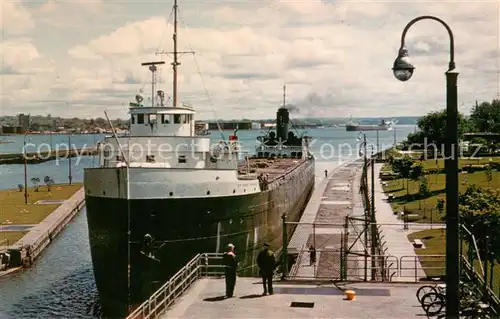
(345, 116), (394, 131)
(83, 1), (315, 317)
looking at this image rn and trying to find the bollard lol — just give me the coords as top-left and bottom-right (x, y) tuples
(344, 289), (356, 301)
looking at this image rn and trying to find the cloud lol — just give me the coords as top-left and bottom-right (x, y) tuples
(0, 0), (34, 35)
(1, 0), (499, 120)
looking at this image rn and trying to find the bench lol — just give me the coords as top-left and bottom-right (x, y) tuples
(413, 239), (423, 249)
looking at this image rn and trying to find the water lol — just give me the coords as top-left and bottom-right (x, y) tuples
(0, 208), (101, 319)
(0, 127), (414, 318)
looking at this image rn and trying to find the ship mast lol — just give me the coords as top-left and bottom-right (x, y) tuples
(156, 0), (194, 107)
(172, 0), (179, 106)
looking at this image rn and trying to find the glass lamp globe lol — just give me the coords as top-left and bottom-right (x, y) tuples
(392, 47), (415, 82)
(393, 68), (414, 82)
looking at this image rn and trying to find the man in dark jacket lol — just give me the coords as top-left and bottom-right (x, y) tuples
(257, 243), (276, 295)
(223, 243), (238, 298)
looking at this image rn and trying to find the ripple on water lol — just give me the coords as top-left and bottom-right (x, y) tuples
(3, 268), (102, 319)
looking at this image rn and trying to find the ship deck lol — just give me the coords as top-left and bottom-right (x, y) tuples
(238, 158), (307, 182)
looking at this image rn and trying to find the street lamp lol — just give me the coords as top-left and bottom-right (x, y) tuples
(392, 15), (459, 318)
(359, 133), (377, 281)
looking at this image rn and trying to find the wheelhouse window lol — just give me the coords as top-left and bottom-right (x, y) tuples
(161, 114), (170, 124)
(174, 114), (181, 124)
(178, 155), (187, 163)
(148, 114), (157, 123)
(137, 114), (144, 124)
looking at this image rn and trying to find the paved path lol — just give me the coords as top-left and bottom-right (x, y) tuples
(287, 159), (365, 279)
(161, 277), (425, 319)
(369, 163), (427, 281)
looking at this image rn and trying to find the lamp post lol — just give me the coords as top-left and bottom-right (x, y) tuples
(23, 133), (29, 204)
(391, 15), (459, 318)
(359, 133), (377, 281)
(68, 133), (73, 185)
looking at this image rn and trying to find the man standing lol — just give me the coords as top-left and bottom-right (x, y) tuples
(257, 243), (276, 295)
(223, 243), (238, 298)
(309, 245), (316, 266)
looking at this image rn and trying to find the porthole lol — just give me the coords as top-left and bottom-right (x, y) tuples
(233, 189), (236, 194)
(244, 189), (246, 192)
(216, 176), (220, 180)
(169, 192), (173, 196)
(207, 190), (210, 195)
(229, 219), (233, 224)
(102, 190), (106, 195)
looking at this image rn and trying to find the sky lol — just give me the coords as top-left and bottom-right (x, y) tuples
(1, 0), (499, 120)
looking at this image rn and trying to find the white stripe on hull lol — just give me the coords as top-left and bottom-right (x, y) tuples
(84, 167), (260, 199)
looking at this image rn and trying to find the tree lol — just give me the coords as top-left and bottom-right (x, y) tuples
(18, 184), (24, 192)
(458, 185), (500, 261)
(409, 163), (425, 195)
(392, 156), (414, 195)
(470, 99), (500, 133)
(419, 176), (429, 197)
(44, 176), (54, 191)
(436, 198), (445, 220)
(485, 165), (493, 187)
(31, 177), (40, 192)
(406, 110), (473, 148)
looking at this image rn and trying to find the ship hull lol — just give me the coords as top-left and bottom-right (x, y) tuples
(346, 124), (389, 131)
(84, 160), (315, 318)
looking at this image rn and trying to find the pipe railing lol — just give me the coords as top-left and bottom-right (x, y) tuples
(125, 253), (224, 319)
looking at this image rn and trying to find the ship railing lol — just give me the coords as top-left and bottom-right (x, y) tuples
(126, 253), (225, 319)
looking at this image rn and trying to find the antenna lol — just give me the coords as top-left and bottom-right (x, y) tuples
(141, 61), (165, 107)
(156, 0), (194, 107)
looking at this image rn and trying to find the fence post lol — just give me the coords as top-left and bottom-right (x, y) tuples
(340, 233), (345, 280)
(281, 214), (288, 279)
(313, 222), (316, 278)
(484, 236), (489, 292)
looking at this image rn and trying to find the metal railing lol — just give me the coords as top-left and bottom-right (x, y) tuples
(399, 255), (446, 282)
(126, 253), (224, 319)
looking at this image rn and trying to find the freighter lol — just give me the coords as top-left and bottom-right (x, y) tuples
(345, 116), (394, 131)
(83, 0), (315, 317)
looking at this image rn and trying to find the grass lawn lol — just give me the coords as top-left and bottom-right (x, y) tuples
(0, 231), (28, 246)
(0, 183), (82, 225)
(407, 229), (446, 277)
(408, 229), (500, 294)
(381, 158), (500, 222)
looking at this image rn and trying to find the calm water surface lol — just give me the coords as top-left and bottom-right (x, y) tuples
(0, 127), (414, 318)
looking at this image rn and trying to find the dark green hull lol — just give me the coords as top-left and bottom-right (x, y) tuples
(84, 159), (315, 317)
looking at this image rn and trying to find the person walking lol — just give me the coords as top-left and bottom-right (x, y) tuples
(223, 243), (238, 298)
(257, 243), (276, 295)
(324, 169), (328, 177)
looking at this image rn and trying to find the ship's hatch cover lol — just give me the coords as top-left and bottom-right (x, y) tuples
(290, 302), (314, 308)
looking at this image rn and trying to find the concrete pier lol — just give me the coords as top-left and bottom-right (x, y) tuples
(287, 159), (365, 280)
(0, 187), (85, 273)
(0, 147), (97, 164)
(159, 278), (424, 319)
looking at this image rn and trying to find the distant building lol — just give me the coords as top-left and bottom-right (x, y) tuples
(18, 113), (30, 131)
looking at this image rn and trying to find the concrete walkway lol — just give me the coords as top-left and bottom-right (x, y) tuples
(369, 163), (427, 281)
(161, 277), (425, 319)
(287, 159), (365, 279)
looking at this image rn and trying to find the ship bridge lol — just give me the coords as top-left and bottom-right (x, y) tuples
(129, 105), (195, 137)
